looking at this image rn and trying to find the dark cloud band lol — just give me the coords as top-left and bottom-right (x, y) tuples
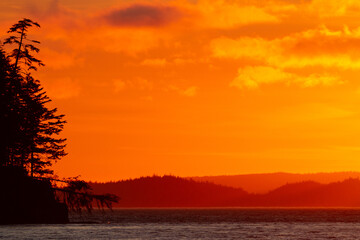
(102, 4), (182, 27)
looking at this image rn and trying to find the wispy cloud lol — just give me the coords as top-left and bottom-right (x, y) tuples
(182, 86), (198, 97)
(309, 0), (360, 17)
(194, 0), (279, 28)
(113, 79), (126, 92)
(211, 26), (360, 70)
(141, 58), (167, 66)
(169, 85), (198, 97)
(101, 4), (183, 28)
(113, 78), (153, 92)
(231, 66), (341, 89)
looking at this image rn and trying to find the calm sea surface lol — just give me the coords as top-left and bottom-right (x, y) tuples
(2, 209), (360, 239)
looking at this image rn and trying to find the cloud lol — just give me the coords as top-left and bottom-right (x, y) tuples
(231, 66), (340, 89)
(43, 77), (81, 99)
(113, 78), (153, 92)
(309, 0), (360, 17)
(19, 3), (177, 56)
(102, 4), (182, 28)
(270, 103), (355, 122)
(24, 0), (80, 30)
(39, 48), (81, 69)
(195, 0), (279, 28)
(299, 74), (341, 87)
(169, 85), (198, 97)
(210, 36), (277, 60)
(57, 26), (172, 55)
(231, 66), (291, 89)
(182, 86), (198, 97)
(141, 58), (167, 66)
(135, 78), (153, 90)
(113, 79), (126, 92)
(44, 0), (68, 17)
(210, 25), (360, 70)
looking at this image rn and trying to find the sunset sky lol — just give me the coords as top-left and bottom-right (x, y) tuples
(2, 0), (360, 181)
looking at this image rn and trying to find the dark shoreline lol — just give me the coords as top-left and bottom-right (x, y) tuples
(0, 167), (68, 225)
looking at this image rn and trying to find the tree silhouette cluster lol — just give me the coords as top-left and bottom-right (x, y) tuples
(0, 19), (66, 176)
(54, 177), (120, 213)
(0, 19), (118, 215)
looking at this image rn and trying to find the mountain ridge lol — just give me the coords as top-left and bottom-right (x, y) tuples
(188, 172), (360, 193)
(90, 175), (360, 207)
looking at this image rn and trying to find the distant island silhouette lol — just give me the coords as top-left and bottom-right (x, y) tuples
(189, 172), (360, 193)
(91, 175), (360, 207)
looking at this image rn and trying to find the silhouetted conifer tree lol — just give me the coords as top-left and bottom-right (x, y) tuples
(0, 48), (19, 166)
(4, 18), (44, 72)
(1, 18), (66, 176)
(0, 19), (118, 213)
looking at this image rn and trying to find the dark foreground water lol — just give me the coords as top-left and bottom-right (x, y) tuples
(2, 209), (360, 239)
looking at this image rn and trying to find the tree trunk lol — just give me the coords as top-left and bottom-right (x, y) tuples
(14, 25), (25, 71)
(30, 151), (34, 177)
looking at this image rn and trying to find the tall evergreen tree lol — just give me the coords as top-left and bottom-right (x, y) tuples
(1, 18), (66, 176)
(0, 48), (19, 166)
(0, 19), (119, 214)
(4, 18), (44, 72)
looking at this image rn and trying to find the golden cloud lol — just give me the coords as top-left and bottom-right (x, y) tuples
(182, 86), (198, 97)
(141, 58), (167, 66)
(113, 78), (153, 92)
(231, 66), (292, 89)
(168, 85), (198, 97)
(194, 0), (279, 28)
(113, 79), (126, 92)
(231, 66), (340, 89)
(309, 0), (360, 17)
(211, 25), (360, 70)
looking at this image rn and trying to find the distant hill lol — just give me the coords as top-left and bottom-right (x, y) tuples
(90, 175), (248, 207)
(241, 179), (360, 207)
(90, 176), (360, 207)
(189, 172), (360, 193)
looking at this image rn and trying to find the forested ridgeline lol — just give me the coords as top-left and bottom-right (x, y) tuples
(91, 175), (360, 207)
(189, 172), (360, 193)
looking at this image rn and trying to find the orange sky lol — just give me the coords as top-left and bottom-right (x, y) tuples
(2, 0), (360, 181)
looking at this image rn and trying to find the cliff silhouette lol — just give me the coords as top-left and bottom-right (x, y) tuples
(91, 176), (360, 207)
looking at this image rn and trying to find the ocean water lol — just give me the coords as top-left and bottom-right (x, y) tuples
(2, 209), (360, 239)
